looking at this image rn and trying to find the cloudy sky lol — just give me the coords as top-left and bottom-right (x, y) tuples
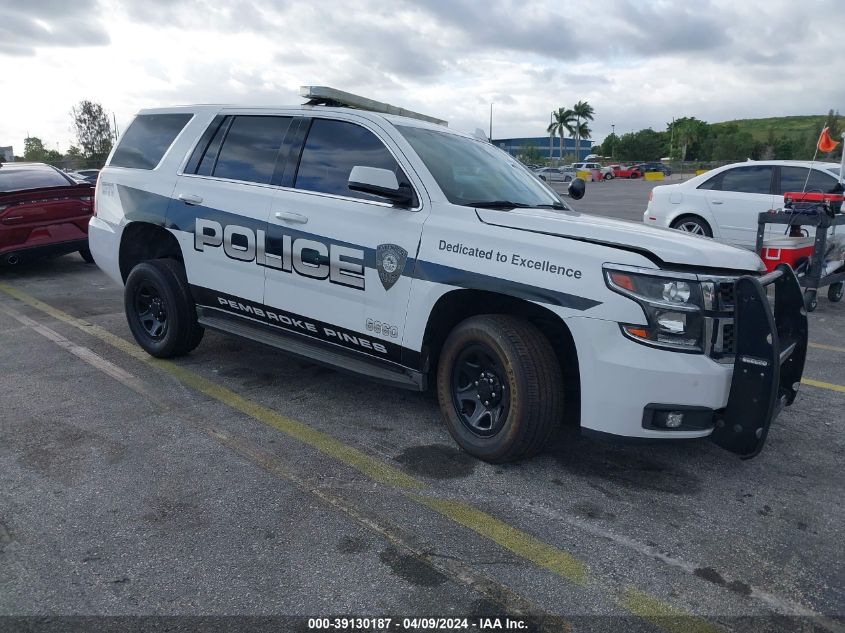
(1, 0), (843, 154)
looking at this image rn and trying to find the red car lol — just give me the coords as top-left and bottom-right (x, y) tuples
(0, 162), (94, 265)
(610, 164), (642, 179)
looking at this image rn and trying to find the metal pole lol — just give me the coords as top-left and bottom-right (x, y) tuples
(839, 132), (845, 185)
(611, 124), (615, 160)
(549, 111), (553, 163)
(489, 103), (493, 141)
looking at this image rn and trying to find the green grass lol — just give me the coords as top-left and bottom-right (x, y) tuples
(711, 115), (833, 141)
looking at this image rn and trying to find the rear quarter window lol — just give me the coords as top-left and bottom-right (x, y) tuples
(110, 113), (193, 170)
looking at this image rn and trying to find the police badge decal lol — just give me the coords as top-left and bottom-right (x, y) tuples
(376, 243), (408, 291)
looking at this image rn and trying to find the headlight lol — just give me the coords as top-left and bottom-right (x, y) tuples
(604, 266), (705, 352)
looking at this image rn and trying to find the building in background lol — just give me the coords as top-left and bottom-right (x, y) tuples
(0, 146), (14, 162)
(492, 137), (594, 162)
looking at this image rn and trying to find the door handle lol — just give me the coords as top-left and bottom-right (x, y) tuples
(710, 200), (723, 205)
(177, 193), (203, 206)
(274, 211), (309, 224)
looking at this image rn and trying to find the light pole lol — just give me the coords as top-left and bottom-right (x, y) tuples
(611, 124), (615, 160)
(489, 103), (493, 141)
(549, 111), (554, 164)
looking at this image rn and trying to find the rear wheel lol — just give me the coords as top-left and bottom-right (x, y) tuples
(804, 289), (818, 312)
(671, 214), (713, 238)
(828, 282), (843, 303)
(124, 258), (204, 358)
(436, 315), (563, 463)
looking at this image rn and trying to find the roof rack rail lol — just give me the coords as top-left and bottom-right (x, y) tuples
(300, 86), (448, 127)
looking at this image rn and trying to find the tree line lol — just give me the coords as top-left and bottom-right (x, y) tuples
(593, 110), (844, 165)
(14, 100), (115, 168)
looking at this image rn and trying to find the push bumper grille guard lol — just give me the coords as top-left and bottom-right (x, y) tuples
(711, 264), (808, 459)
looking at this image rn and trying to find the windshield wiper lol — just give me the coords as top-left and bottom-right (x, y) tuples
(464, 200), (532, 209)
(534, 202), (566, 210)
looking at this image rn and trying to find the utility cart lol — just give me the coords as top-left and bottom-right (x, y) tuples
(756, 191), (845, 311)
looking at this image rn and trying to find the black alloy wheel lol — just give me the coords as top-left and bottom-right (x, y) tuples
(450, 343), (511, 437)
(134, 282), (169, 340)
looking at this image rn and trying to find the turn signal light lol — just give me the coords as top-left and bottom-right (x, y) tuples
(609, 271), (636, 292)
(623, 326), (649, 339)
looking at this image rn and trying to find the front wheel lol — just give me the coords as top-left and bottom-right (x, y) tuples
(436, 315), (563, 463)
(124, 258), (204, 358)
(828, 282), (843, 303)
(79, 248), (95, 264)
(804, 289), (818, 312)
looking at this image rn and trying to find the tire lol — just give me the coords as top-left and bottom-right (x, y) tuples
(124, 258), (204, 358)
(603, 173), (612, 180)
(804, 290), (818, 312)
(436, 315), (563, 463)
(79, 248), (95, 264)
(828, 282), (844, 303)
(671, 214), (713, 238)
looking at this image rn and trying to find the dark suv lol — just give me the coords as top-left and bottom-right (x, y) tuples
(0, 162), (95, 265)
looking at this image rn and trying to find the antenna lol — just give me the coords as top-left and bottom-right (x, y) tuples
(300, 86), (447, 126)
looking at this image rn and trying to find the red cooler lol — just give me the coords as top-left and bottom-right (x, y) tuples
(760, 236), (815, 272)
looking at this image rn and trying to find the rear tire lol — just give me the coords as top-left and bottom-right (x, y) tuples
(124, 258), (204, 358)
(436, 315), (563, 463)
(804, 289), (818, 312)
(79, 248), (95, 264)
(671, 214), (713, 238)
(828, 282), (843, 303)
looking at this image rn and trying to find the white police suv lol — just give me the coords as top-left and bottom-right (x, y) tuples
(89, 87), (808, 462)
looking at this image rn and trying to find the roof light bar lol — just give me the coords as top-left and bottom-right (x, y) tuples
(300, 86), (448, 127)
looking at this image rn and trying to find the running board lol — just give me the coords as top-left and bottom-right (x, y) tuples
(197, 307), (425, 391)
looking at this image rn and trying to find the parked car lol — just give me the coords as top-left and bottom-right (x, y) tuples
(636, 162), (672, 176)
(534, 166), (574, 183)
(644, 160), (842, 248)
(610, 164), (642, 179)
(572, 162), (614, 180)
(0, 162), (95, 265)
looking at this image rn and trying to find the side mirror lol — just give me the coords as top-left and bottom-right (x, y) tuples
(348, 166), (413, 207)
(567, 177), (586, 201)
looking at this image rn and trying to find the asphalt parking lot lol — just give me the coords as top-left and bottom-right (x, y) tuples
(1, 180), (843, 632)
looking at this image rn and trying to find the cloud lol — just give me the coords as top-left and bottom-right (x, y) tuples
(0, 1), (110, 56)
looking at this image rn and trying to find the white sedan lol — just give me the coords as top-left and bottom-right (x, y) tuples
(644, 160), (841, 249)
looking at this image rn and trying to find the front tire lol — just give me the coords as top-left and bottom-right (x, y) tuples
(671, 214), (713, 238)
(827, 282), (843, 303)
(124, 258), (204, 358)
(436, 315), (563, 463)
(79, 248), (95, 264)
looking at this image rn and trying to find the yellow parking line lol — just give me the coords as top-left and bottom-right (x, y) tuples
(622, 588), (722, 633)
(413, 495), (587, 585)
(802, 378), (845, 394)
(809, 342), (845, 354)
(0, 282), (729, 630)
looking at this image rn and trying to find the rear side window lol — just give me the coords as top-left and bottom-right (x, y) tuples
(211, 116), (291, 184)
(294, 119), (409, 201)
(699, 165), (773, 194)
(111, 113), (192, 170)
(0, 167), (72, 192)
(778, 166), (839, 195)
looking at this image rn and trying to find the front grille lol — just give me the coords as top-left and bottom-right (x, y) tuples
(718, 282), (735, 310)
(721, 323), (735, 355)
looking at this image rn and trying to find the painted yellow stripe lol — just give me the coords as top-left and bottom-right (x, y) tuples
(0, 282), (423, 490)
(809, 342), (845, 354)
(0, 282), (731, 630)
(622, 588), (722, 633)
(802, 378), (845, 394)
(413, 495), (588, 585)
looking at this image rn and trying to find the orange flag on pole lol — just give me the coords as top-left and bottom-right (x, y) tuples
(818, 127), (841, 153)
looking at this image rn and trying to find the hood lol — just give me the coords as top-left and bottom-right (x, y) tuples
(476, 207), (765, 272)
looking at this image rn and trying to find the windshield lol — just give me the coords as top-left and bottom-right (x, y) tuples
(397, 125), (564, 209)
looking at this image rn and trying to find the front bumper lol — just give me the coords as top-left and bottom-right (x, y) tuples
(567, 264), (807, 457)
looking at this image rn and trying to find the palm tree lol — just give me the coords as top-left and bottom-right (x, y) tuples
(572, 100), (595, 160)
(575, 121), (592, 153)
(546, 108), (575, 164)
